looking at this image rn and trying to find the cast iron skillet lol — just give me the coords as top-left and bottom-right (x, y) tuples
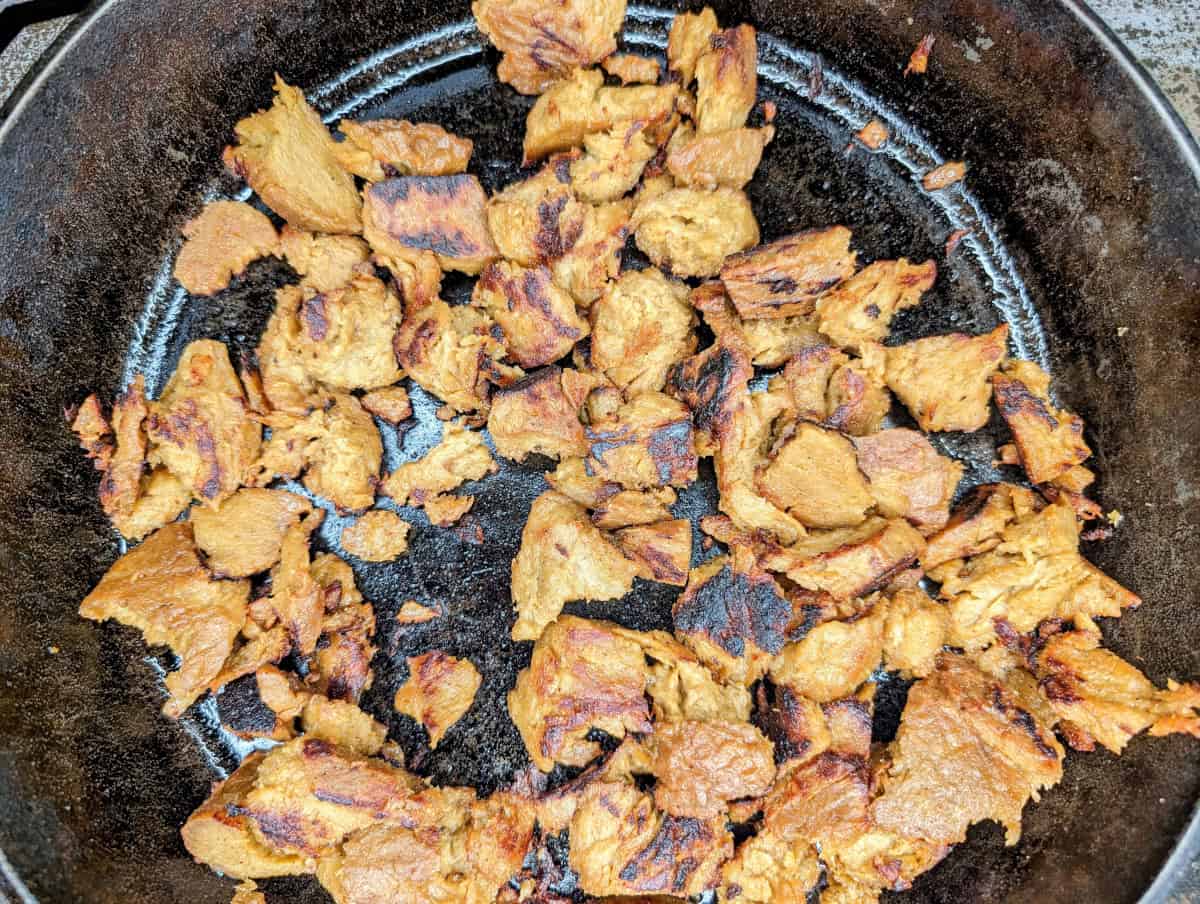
(1, 0), (1199, 901)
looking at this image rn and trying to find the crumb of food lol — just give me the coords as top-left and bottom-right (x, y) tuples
(47, 645), (60, 655)
(761, 100), (777, 122)
(923, 160), (967, 191)
(945, 228), (970, 256)
(341, 510), (412, 561)
(855, 118), (889, 150)
(396, 600), (440, 624)
(1117, 326), (1129, 337)
(905, 33), (936, 76)
(1107, 509), (1124, 527)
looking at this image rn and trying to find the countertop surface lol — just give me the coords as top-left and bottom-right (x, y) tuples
(0, 3), (1197, 139)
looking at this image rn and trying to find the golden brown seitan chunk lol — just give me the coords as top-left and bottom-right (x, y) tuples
(486, 156), (587, 267)
(1034, 622), (1200, 753)
(667, 126), (774, 189)
(648, 719), (775, 818)
(693, 280), (824, 368)
(522, 67), (678, 162)
(225, 77), (362, 234)
(148, 340), (262, 507)
(871, 654), (1063, 846)
(603, 52), (662, 85)
(510, 491), (639, 640)
(590, 267), (696, 394)
(334, 118), (472, 181)
(359, 386), (412, 424)
(393, 651), (483, 748)
(569, 781), (732, 897)
(551, 198), (633, 305)
(672, 552), (791, 686)
(174, 200), (279, 296)
(769, 602), (886, 702)
(79, 523), (249, 717)
(755, 422), (875, 529)
(191, 487), (313, 578)
(308, 553), (378, 703)
(923, 160), (967, 191)
(250, 394), (382, 512)
(69, 393), (114, 471)
(854, 118), (889, 150)
(363, 175), (498, 274)
(620, 628), (752, 724)
(921, 482), (1040, 571)
(508, 616), (652, 769)
(882, 587), (949, 678)
(633, 186), (759, 278)
(694, 24), (757, 134)
(718, 829), (822, 904)
(488, 366), (588, 462)
(230, 880), (267, 904)
(473, 261), (589, 367)
(472, 0), (626, 95)
(584, 391), (698, 490)
(266, 512), (324, 657)
(720, 227), (857, 319)
(340, 510), (411, 562)
(381, 422), (496, 507)
(884, 324), (1008, 432)
(782, 342), (892, 436)
(666, 330), (753, 457)
(852, 428), (963, 535)
(993, 359), (1091, 485)
(667, 7), (719, 84)
(592, 487), (677, 530)
(300, 695), (388, 756)
(278, 226), (370, 293)
(815, 258), (937, 351)
(770, 517), (927, 601)
(424, 493), (476, 527)
(570, 120), (660, 203)
(614, 519), (692, 586)
(937, 498), (1140, 651)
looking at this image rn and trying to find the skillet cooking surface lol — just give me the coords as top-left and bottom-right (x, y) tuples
(1, 1), (1199, 901)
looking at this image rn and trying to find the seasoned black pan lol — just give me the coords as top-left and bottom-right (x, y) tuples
(1, 0), (1199, 901)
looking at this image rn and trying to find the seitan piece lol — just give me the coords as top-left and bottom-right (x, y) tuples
(993, 359), (1091, 485)
(147, 340), (262, 507)
(522, 67), (679, 162)
(718, 829), (822, 904)
(488, 366), (588, 462)
(250, 394), (382, 512)
(267, 512), (324, 657)
(396, 600), (440, 625)
(334, 118), (472, 181)
(362, 175), (498, 274)
(584, 391), (698, 490)
(783, 342), (892, 436)
(815, 258), (937, 351)
(884, 323), (1009, 432)
(69, 393), (115, 472)
(592, 487), (677, 530)
(473, 261), (589, 368)
(340, 510), (411, 562)
(603, 52), (661, 85)
(649, 719), (775, 818)
(486, 156), (587, 267)
(923, 160), (967, 191)
(693, 280), (825, 368)
(225, 76), (362, 234)
(667, 7), (719, 84)
(381, 422), (496, 507)
(922, 482), (1040, 571)
(632, 186), (759, 278)
(278, 226), (370, 293)
(854, 118), (889, 150)
(590, 267), (696, 394)
(508, 616), (652, 770)
(300, 695), (388, 756)
(667, 126), (774, 190)
(393, 651), (483, 748)
(174, 200), (279, 296)
(720, 227), (857, 320)
(769, 603), (886, 702)
(359, 386), (412, 424)
(694, 24), (757, 134)
(308, 554), (378, 703)
(937, 498), (1140, 651)
(551, 198), (632, 305)
(79, 523), (249, 717)
(621, 628), (752, 725)
(570, 120), (660, 204)
(672, 553), (791, 686)
(191, 487), (313, 578)
(614, 519), (692, 586)
(852, 428), (963, 535)
(569, 781), (732, 897)
(871, 654), (1064, 846)
(882, 587), (949, 678)
(230, 880), (267, 904)
(510, 491), (639, 640)
(472, 0), (626, 95)
(755, 422), (875, 530)
(1035, 623), (1200, 754)
(424, 494), (475, 527)
(666, 330), (753, 456)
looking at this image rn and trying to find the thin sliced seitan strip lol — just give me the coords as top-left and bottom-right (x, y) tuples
(992, 358), (1091, 485)
(334, 118), (472, 181)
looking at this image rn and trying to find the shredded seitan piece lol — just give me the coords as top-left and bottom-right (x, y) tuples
(882, 587), (949, 678)
(783, 342), (892, 436)
(300, 695), (388, 756)
(334, 118), (472, 181)
(584, 391), (699, 490)
(921, 482), (1040, 571)
(815, 258), (937, 351)
(666, 328), (753, 456)
(551, 198), (633, 305)
(648, 719), (775, 817)
(852, 428), (964, 535)
(340, 510), (411, 562)
(570, 120), (660, 203)
(359, 386), (412, 424)
(632, 185), (759, 278)
(884, 323), (1009, 432)
(667, 125), (774, 189)
(191, 487), (313, 578)
(396, 599), (440, 624)
(393, 651), (483, 748)
(79, 523), (249, 717)
(721, 226), (858, 319)
(769, 602), (886, 702)
(694, 24), (757, 134)
(308, 553), (378, 703)
(756, 422), (875, 529)
(510, 491), (639, 641)
(602, 52), (661, 85)
(381, 422), (496, 507)
(855, 118), (889, 150)
(614, 518), (692, 586)
(473, 260), (589, 368)
(224, 76), (362, 234)
(488, 366), (589, 462)
(174, 200), (279, 296)
(485, 156), (587, 267)
(278, 226), (370, 293)
(993, 358), (1092, 485)
(424, 493), (476, 527)
(922, 160), (966, 190)
(667, 7), (719, 84)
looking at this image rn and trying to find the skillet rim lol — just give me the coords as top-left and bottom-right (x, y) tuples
(0, 0), (1198, 901)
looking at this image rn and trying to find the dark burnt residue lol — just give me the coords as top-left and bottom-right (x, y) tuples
(619, 814), (711, 892)
(667, 341), (751, 439)
(369, 174), (471, 204)
(301, 293), (328, 341)
(646, 418), (697, 485)
(673, 562), (790, 658)
(988, 685), (1060, 760)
